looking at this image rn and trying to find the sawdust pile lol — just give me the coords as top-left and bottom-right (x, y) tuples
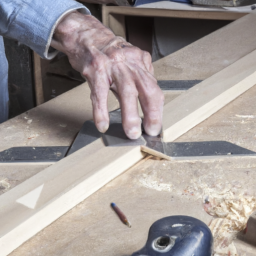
(139, 172), (173, 192)
(0, 177), (11, 194)
(189, 178), (256, 256)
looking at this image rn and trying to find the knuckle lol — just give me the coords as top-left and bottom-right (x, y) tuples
(124, 115), (141, 126)
(143, 51), (152, 60)
(142, 86), (164, 109)
(82, 69), (89, 78)
(91, 58), (98, 69)
(135, 47), (144, 56)
(111, 50), (119, 57)
(109, 50), (122, 61)
(146, 85), (161, 98)
(83, 57), (106, 78)
(91, 57), (104, 70)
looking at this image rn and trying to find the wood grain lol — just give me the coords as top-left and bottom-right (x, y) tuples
(154, 12), (256, 80)
(163, 49), (256, 141)
(0, 140), (144, 256)
(1, 35), (256, 256)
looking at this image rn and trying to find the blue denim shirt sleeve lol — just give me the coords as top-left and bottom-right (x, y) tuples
(0, 0), (90, 59)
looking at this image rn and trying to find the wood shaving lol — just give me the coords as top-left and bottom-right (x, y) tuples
(139, 173), (172, 192)
(189, 178), (256, 256)
(0, 178), (11, 194)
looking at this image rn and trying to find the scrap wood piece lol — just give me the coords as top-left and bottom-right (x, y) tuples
(140, 145), (172, 161)
(1, 50), (256, 255)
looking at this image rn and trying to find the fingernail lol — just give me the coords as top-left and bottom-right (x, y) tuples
(126, 126), (142, 140)
(97, 121), (109, 133)
(146, 124), (161, 136)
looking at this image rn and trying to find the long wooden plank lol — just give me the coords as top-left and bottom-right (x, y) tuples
(102, 6), (246, 44)
(154, 12), (256, 81)
(163, 49), (256, 141)
(0, 140), (144, 256)
(1, 49), (256, 256)
(102, 6), (245, 28)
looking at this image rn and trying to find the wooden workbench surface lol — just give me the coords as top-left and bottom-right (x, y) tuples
(1, 14), (256, 255)
(0, 84), (255, 256)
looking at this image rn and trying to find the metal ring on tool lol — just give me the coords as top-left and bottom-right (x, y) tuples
(152, 236), (176, 253)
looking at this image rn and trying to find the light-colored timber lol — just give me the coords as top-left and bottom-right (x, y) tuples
(162, 49), (256, 141)
(153, 12), (256, 81)
(0, 140), (144, 256)
(1, 36), (256, 256)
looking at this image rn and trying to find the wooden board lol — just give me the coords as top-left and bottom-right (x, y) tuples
(102, 5), (246, 43)
(102, 6), (246, 28)
(1, 49), (256, 255)
(163, 49), (256, 141)
(153, 12), (256, 80)
(0, 141), (144, 256)
(7, 86), (256, 256)
(0, 84), (119, 153)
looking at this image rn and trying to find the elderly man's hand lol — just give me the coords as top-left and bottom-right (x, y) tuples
(51, 11), (164, 139)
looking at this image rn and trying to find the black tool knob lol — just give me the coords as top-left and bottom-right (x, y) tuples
(131, 216), (213, 256)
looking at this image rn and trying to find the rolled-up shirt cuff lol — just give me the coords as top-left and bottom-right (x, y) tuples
(5, 1), (90, 59)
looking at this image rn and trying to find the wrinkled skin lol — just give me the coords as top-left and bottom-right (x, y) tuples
(51, 11), (164, 139)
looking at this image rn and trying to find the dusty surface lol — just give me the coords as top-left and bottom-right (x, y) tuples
(154, 12), (256, 81)
(0, 85), (180, 152)
(0, 165), (50, 195)
(176, 86), (256, 152)
(1, 86), (256, 255)
(1, 83), (255, 255)
(7, 156), (256, 256)
(0, 88), (181, 187)
(1, 22), (256, 254)
(0, 83), (119, 187)
(0, 83), (119, 152)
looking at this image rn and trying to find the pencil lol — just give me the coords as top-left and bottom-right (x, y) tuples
(110, 202), (131, 228)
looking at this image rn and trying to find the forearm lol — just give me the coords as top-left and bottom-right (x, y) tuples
(0, 0), (90, 59)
